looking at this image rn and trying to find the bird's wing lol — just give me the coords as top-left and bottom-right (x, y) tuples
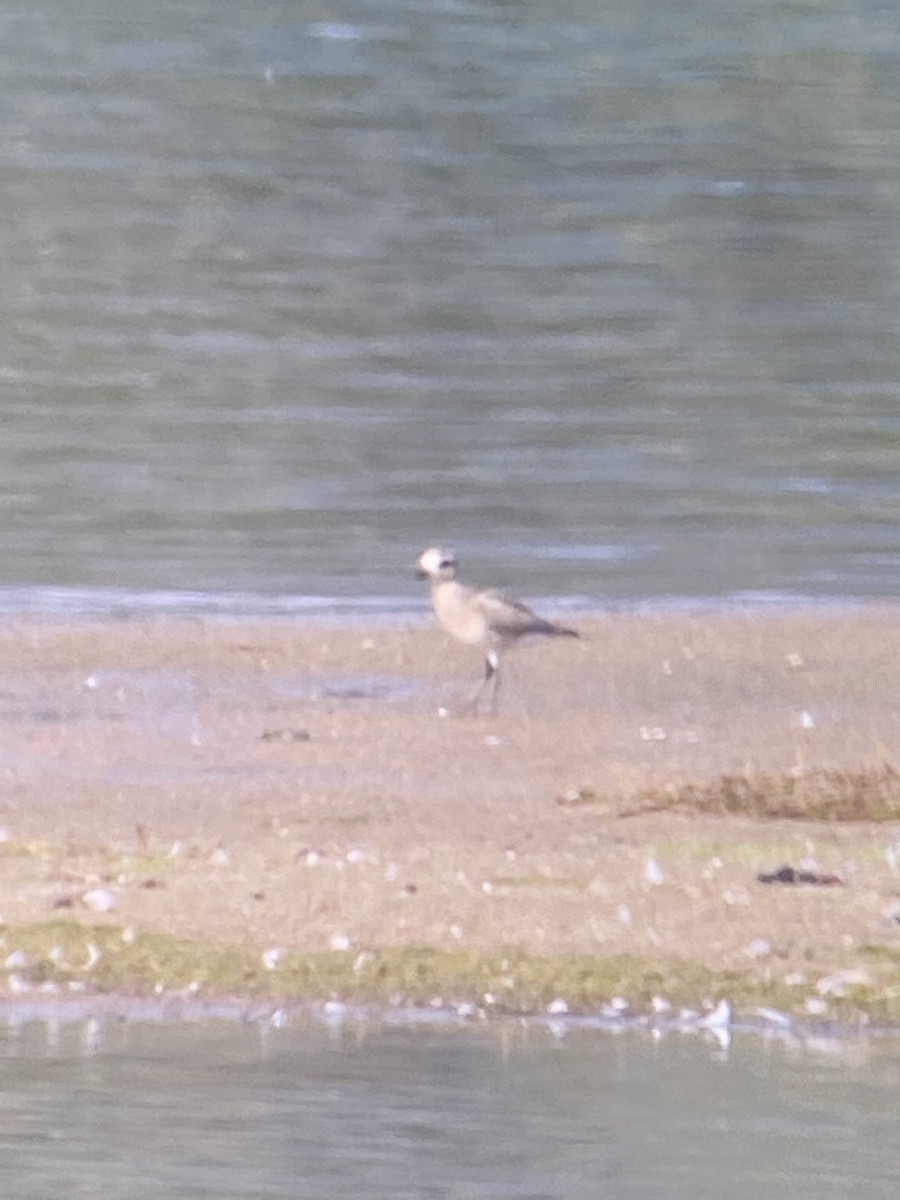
(474, 587), (544, 634)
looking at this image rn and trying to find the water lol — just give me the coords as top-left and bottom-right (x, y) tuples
(0, 0), (898, 611)
(0, 1018), (897, 1198)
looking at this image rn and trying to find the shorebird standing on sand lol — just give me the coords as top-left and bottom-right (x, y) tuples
(415, 546), (579, 715)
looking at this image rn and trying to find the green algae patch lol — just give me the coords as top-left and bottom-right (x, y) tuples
(2, 923), (899, 1025)
(611, 763), (900, 822)
(489, 873), (582, 890)
(0, 922), (367, 999)
(0, 839), (65, 861)
(4, 926), (725, 1009)
(0, 837), (183, 881)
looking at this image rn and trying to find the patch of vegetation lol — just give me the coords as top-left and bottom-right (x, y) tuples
(1, 923), (899, 1025)
(614, 763), (900, 822)
(489, 874), (582, 890)
(860, 943), (900, 968)
(0, 840), (49, 860)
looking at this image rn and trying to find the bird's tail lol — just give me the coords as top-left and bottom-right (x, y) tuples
(542, 621), (579, 639)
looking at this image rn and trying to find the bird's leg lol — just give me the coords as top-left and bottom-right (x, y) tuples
(459, 651), (500, 715)
(485, 650), (501, 716)
(461, 658), (491, 712)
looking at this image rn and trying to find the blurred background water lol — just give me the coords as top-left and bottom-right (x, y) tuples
(1, 0), (899, 613)
(2, 1019), (899, 1199)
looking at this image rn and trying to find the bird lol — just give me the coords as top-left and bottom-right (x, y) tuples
(415, 546), (579, 714)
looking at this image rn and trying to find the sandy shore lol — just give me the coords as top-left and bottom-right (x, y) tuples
(0, 606), (898, 1020)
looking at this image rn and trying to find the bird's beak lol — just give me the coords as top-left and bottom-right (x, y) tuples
(415, 568), (429, 580)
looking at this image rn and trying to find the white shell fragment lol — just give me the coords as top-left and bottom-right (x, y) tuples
(755, 1006), (792, 1028)
(83, 887), (117, 913)
(644, 858), (666, 886)
(816, 968), (873, 997)
(639, 726), (667, 741)
(746, 938), (773, 959)
(698, 999), (732, 1030)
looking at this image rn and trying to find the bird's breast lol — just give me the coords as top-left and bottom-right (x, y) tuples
(432, 582), (491, 646)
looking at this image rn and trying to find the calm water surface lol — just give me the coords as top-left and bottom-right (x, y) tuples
(0, 1), (899, 611)
(1, 1019), (898, 1199)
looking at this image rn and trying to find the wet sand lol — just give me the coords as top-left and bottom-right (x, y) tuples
(0, 606), (898, 1016)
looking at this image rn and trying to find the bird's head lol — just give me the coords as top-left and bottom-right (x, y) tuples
(415, 546), (458, 582)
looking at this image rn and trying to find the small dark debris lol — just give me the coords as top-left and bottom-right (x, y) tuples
(261, 728), (311, 743)
(555, 788), (597, 807)
(34, 708), (71, 723)
(51, 895), (74, 909)
(403, 883), (418, 895)
(757, 865), (844, 886)
(251, 891), (265, 902)
(139, 878), (165, 890)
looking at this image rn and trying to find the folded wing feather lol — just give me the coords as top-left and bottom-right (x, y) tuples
(475, 588), (561, 637)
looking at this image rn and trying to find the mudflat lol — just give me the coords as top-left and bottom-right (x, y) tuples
(0, 607), (898, 1019)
